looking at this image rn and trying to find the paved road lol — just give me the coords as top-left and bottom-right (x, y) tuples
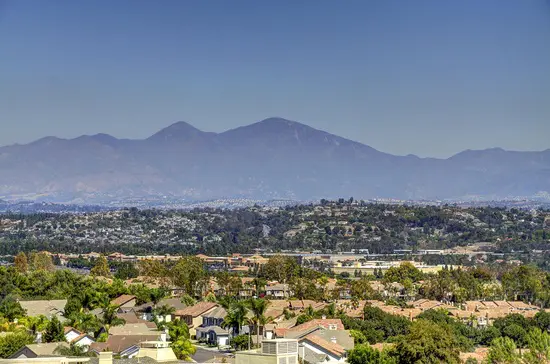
(191, 347), (232, 363)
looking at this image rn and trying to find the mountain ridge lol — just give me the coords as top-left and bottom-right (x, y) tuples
(0, 118), (548, 203)
(2, 119), (547, 159)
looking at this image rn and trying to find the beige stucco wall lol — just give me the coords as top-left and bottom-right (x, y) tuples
(138, 347), (178, 361)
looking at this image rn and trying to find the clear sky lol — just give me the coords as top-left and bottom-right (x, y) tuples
(0, 0), (549, 157)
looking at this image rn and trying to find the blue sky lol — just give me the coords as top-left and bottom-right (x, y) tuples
(0, 0), (549, 157)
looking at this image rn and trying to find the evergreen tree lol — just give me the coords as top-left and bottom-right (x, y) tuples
(44, 316), (65, 343)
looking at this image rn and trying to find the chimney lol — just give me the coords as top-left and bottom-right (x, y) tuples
(321, 315), (326, 320)
(35, 332), (42, 343)
(331, 337), (337, 344)
(98, 351), (113, 364)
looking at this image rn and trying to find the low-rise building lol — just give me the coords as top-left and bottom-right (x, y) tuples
(236, 339), (299, 364)
(9, 342), (69, 359)
(19, 300), (67, 319)
(173, 301), (218, 337)
(196, 306), (230, 346)
(110, 295), (137, 309)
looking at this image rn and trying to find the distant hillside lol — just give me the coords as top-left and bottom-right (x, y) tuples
(0, 117), (548, 203)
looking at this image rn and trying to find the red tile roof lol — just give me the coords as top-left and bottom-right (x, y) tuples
(289, 319), (344, 333)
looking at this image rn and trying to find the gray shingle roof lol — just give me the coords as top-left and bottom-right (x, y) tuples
(19, 300), (67, 319)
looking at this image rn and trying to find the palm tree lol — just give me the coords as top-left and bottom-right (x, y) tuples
(54, 343), (93, 357)
(79, 289), (108, 311)
(217, 296), (236, 310)
(246, 298), (271, 347)
(221, 302), (247, 336)
(252, 277), (267, 297)
(69, 312), (100, 334)
(19, 315), (49, 336)
(100, 305), (125, 334)
(149, 288), (167, 308)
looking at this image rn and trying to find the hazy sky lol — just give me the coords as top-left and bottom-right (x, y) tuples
(1, 0), (549, 157)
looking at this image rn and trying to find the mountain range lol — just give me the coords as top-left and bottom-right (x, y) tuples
(0, 117), (548, 203)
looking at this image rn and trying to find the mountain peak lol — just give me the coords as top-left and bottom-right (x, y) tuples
(146, 121), (204, 142)
(29, 136), (63, 146)
(258, 117), (300, 125)
(256, 117), (314, 130)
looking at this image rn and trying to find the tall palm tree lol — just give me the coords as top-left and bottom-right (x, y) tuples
(149, 288), (167, 308)
(69, 312), (100, 334)
(221, 302), (247, 336)
(218, 296), (236, 310)
(246, 298), (271, 347)
(252, 277), (267, 297)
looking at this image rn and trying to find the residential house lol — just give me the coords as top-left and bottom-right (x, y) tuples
(265, 284), (290, 299)
(450, 300), (540, 326)
(64, 327), (94, 349)
(64, 327), (82, 343)
(18, 300), (67, 319)
(9, 342), (69, 359)
(107, 323), (158, 336)
(298, 329), (353, 363)
(115, 313), (158, 329)
(275, 319), (345, 339)
(89, 334), (159, 358)
(299, 334), (348, 363)
(0, 358), (91, 364)
(110, 295), (137, 310)
(173, 301), (218, 338)
(271, 318), (353, 364)
(196, 326), (230, 347)
(134, 297), (186, 322)
(196, 306), (230, 346)
(70, 334), (94, 349)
